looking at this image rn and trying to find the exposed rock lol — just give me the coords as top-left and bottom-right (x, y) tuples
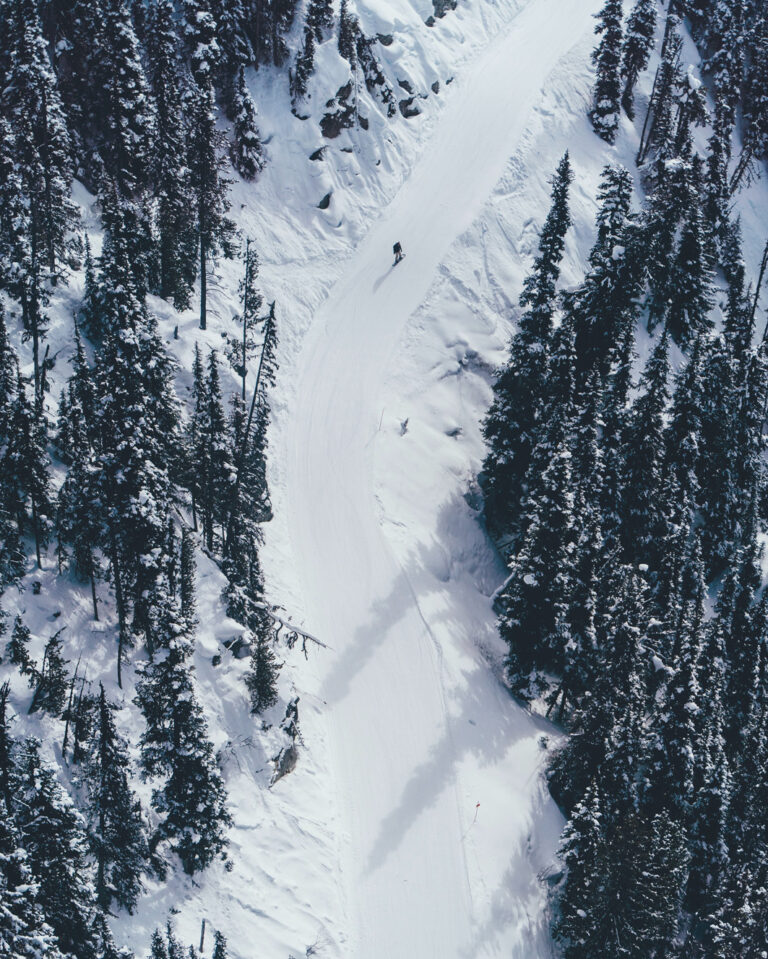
(398, 97), (421, 119)
(317, 192), (332, 210)
(321, 81), (357, 138)
(271, 744), (298, 785)
(223, 635), (252, 659)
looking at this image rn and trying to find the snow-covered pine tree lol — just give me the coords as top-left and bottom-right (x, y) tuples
(0, 309), (25, 590)
(179, 528), (197, 631)
(0, 119), (28, 301)
(563, 164), (640, 383)
(662, 335), (705, 529)
(147, 0), (197, 310)
(0, 790), (64, 959)
(306, 0), (334, 42)
(212, 930), (228, 959)
(81, 685), (148, 913)
(28, 628), (68, 717)
(705, 0), (746, 123)
(100, 0), (154, 199)
(621, 0), (657, 119)
(553, 779), (610, 957)
(195, 350), (233, 552)
(704, 93), (734, 253)
(224, 300), (277, 561)
(229, 238), (264, 397)
(136, 589), (231, 874)
(290, 26), (316, 110)
(5, 617), (34, 681)
(666, 157), (715, 347)
(245, 610), (281, 714)
(590, 0), (623, 142)
(338, 0), (358, 64)
(2, 367), (53, 569)
(187, 71), (235, 330)
(230, 68), (264, 182)
(13, 739), (100, 959)
(3, 0), (76, 276)
(621, 331), (670, 569)
(482, 152), (573, 541)
(644, 540), (706, 827)
(688, 606), (731, 914)
(92, 224), (180, 682)
(496, 332), (578, 698)
(211, 0), (251, 113)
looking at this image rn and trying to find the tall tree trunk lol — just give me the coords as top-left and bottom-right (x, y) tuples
(110, 532), (128, 689)
(199, 236), (207, 330)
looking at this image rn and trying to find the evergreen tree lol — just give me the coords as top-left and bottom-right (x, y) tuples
(211, 0), (250, 111)
(306, 0), (334, 42)
(212, 930), (228, 959)
(4, 0), (76, 276)
(496, 381), (577, 698)
(100, 0), (154, 198)
(666, 157), (714, 347)
(621, 332), (670, 568)
(705, 94), (734, 249)
(621, 0), (657, 119)
(13, 740), (100, 959)
(136, 593), (231, 874)
(706, 0), (745, 122)
(2, 368), (53, 568)
(590, 0), (623, 142)
(5, 616), (34, 680)
(482, 152), (573, 540)
(245, 611), (280, 714)
(188, 75), (235, 330)
(554, 779), (611, 956)
(81, 686), (147, 913)
(225, 301), (278, 556)
(92, 249), (180, 682)
(290, 26), (316, 109)
(229, 238), (264, 398)
(564, 164), (640, 383)
(338, 0), (358, 64)
(28, 629), (68, 717)
(147, 0), (197, 310)
(230, 68), (264, 181)
(0, 119), (27, 300)
(0, 792), (64, 959)
(644, 542), (706, 828)
(180, 527), (197, 630)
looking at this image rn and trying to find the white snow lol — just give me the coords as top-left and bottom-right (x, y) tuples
(5, 0), (768, 956)
(281, 0), (602, 954)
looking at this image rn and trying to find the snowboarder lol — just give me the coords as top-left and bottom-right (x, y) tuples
(393, 241), (404, 264)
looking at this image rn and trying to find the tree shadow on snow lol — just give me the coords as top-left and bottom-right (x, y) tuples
(361, 494), (558, 878)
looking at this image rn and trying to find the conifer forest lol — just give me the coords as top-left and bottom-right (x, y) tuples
(1, 0), (768, 956)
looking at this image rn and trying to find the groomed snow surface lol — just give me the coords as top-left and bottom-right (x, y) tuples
(280, 0), (605, 955)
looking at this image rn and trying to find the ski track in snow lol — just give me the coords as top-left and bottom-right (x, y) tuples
(285, 1), (600, 954)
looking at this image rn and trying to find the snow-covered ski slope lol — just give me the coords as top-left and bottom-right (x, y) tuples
(283, 1), (602, 954)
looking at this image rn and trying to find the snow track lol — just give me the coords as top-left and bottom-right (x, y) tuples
(285, 1), (599, 954)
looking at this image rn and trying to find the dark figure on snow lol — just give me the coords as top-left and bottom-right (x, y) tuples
(393, 241), (404, 264)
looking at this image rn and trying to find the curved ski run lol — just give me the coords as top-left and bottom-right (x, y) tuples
(286, 1), (599, 955)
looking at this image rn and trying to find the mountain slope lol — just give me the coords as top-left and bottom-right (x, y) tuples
(283, 1), (601, 953)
